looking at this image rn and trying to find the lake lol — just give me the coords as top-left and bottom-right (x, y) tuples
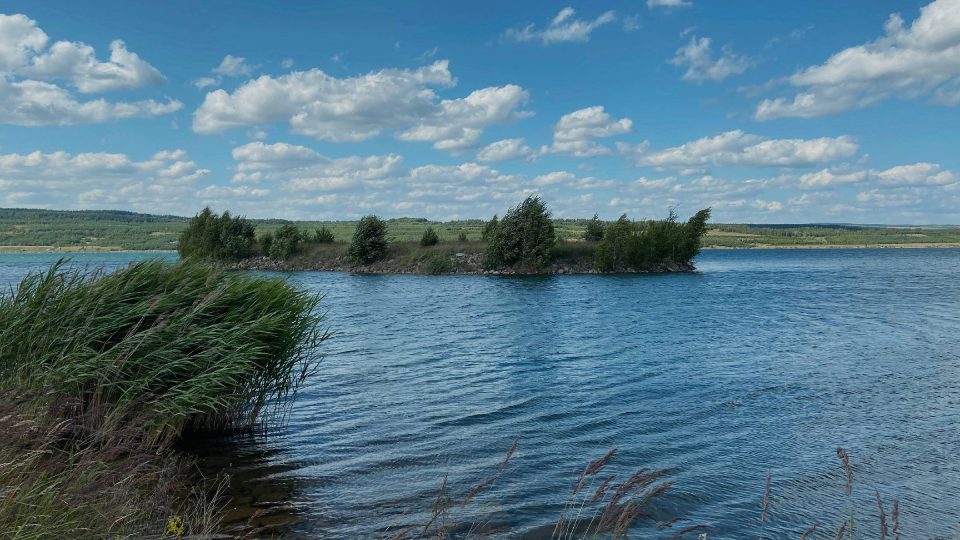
(2, 249), (959, 538)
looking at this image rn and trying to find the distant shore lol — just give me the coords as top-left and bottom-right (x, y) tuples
(3, 243), (960, 255)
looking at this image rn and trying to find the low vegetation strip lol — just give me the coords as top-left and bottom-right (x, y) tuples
(184, 196), (713, 275)
(3, 207), (960, 252)
(0, 259), (327, 538)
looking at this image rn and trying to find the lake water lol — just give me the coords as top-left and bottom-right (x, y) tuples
(2, 249), (959, 538)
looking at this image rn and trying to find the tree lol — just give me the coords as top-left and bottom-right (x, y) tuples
(485, 196), (556, 270)
(177, 207), (256, 261)
(349, 215), (388, 264)
(313, 226), (335, 243)
(269, 224), (303, 260)
(584, 214), (605, 242)
(482, 214), (499, 241)
(420, 226), (439, 246)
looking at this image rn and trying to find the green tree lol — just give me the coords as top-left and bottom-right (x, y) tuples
(584, 214), (605, 241)
(482, 214), (499, 241)
(420, 226), (439, 247)
(269, 224), (303, 260)
(176, 207), (256, 261)
(313, 226), (335, 243)
(485, 196), (556, 270)
(349, 215), (388, 264)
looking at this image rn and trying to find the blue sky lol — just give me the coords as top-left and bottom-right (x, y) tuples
(1, 0), (959, 223)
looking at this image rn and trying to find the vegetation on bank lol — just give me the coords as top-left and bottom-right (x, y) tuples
(178, 198), (712, 274)
(0, 260), (327, 538)
(4, 207), (960, 252)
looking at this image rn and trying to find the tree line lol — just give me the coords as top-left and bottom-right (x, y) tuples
(176, 198), (711, 272)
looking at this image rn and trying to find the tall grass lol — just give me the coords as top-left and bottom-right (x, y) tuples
(0, 259), (327, 444)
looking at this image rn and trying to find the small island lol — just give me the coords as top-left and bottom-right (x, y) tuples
(178, 196), (712, 275)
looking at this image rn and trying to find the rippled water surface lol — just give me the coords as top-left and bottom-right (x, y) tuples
(2, 249), (959, 538)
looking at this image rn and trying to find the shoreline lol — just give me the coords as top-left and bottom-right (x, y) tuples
(4, 243), (960, 255)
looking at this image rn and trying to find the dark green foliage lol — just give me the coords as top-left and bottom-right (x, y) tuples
(485, 196), (556, 270)
(482, 215), (499, 241)
(594, 208), (711, 272)
(0, 260), (326, 444)
(423, 255), (453, 275)
(584, 213), (605, 241)
(314, 226), (335, 243)
(259, 231), (274, 256)
(269, 224), (303, 260)
(176, 207), (256, 261)
(420, 227), (440, 247)
(458, 231), (469, 242)
(349, 215), (388, 264)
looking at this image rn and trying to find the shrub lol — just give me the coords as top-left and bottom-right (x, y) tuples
(482, 215), (499, 241)
(594, 208), (711, 272)
(420, 226), (440, 247)
(269, 224), (303, 260)
(349, 215), (388, 264)
(258, 231), (274, 256)
(314, 226), (336, 243)
(423, 254), (453, 275)
(584, 213), (605, 242)
(458, 231), (469, 242)
(485, 196), (556, 270)
(0, 260), (326, 444)
(177, 207), (256, 261)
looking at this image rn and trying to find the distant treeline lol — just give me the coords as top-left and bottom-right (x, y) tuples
(176, 197), (712, 273)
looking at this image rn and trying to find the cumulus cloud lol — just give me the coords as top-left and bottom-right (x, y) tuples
(542, 106), (632, 157)
(755, 0), (960, 119)
(0, 149), (208, 212)
(193, 60), (529, 150)
(670, 36), (752, 82)
(194, 54), (257, 88)
(502, 7), (616, 45)
(0, 13), (178, 125)
(647, 0), (692, 9)
(618, 130), (859, 169)
(476, 138), (533, 162)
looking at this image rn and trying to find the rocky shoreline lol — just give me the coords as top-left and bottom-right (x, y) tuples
(232, 253), (695, 275)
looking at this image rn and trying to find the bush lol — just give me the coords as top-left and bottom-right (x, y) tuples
(269, 224), (303, 260)
(420, 226), (440, 247)
(594, 208), (711, 272)
(349, 215), (388, 264)
(259, 231), (274, 256)
(458, 231), (469, 242)
(485, 196), (556, 270)
(584, 214), (605, 242)
(177, 207), (256, 261)
(314, 226), (336, 243)
(482, 215), (499, 241)
(0, 260), (326, 444)
(423, 254), (453, 275)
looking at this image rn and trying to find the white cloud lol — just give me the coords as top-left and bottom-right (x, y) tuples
(797, 162), (955, 188)
(23, 39), (165, 93)
(0, 13), (178, 125)
(231, 142), (404, 190)
(619, 130), (859, 169)
(0, 149), (208, 212)
(281, 58), (294, 69)
(670, 36), (752, 82)
(647, 0), (692, 8)
(533, 171), (575, 186)
(503, 7), (616, 45)
(756, 0), (960, 119)
(476, 138), (533, 162)
(542, 106), (632, 157)
(193, 60), (529, 150)
(212, 54), (254, 77)
(0, 79), (181, 125)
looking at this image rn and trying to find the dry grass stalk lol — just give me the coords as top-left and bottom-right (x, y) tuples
(836, 447), (853, 495)
(876, 489), (888, 540)
(800, 522), (819, 539)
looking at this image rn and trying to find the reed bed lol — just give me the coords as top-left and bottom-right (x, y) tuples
(0, 259), (327, 538)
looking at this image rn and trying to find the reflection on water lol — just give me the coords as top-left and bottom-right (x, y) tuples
(2, 248), (960, 538)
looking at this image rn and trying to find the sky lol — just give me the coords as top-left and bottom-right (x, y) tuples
(1, 0), (959, 224)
